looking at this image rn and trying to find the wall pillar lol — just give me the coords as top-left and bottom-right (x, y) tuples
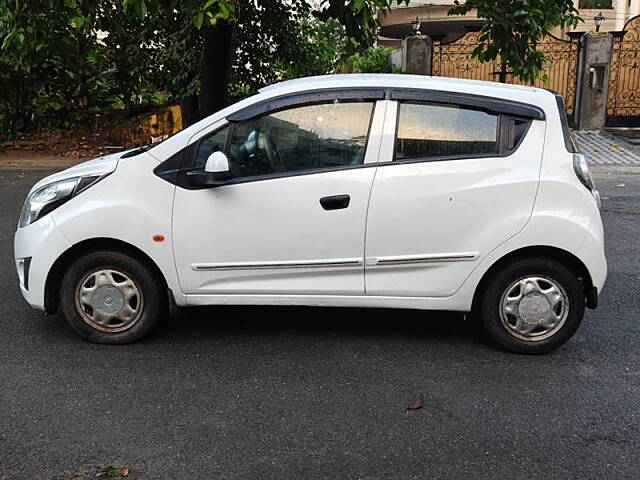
(615, 0), (628, 30)
(576, 33), (613, 131)
(402, 35), (432, 75)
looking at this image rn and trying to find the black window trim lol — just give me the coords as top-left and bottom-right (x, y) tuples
(547, 89), (578, 153)
(388, 100), (532, 166)
(390, 88), (546, 121)
(193, 162), (380, 189)
(228, 87), (386, 122)
(501, 115), (533, 154)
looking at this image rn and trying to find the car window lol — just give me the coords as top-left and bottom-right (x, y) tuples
(225, 101), (374, 179)
(395, 102), (499, 161)
(194, 127), (229, 169)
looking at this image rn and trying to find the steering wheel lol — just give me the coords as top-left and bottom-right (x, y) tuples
(258, 132), (286, 173)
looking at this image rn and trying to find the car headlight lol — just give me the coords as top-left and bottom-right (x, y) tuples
(19, 174), (107, 228)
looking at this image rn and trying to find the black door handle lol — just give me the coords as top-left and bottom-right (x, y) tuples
(320, 194), (350, 210)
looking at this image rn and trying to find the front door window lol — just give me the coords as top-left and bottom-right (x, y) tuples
(194, 101), (374, 180)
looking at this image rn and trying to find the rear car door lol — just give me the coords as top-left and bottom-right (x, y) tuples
(364, 89), (546, 297)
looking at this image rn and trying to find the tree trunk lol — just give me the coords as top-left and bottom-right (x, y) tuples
(199, 21), (234, 120)
(499, 60), (507, 83)
(180, 94), (200, 128)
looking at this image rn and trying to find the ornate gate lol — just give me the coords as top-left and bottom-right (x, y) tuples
(432, 32), (580, 123)
(607, 15), (640, 126)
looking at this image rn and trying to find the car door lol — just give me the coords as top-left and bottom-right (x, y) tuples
(172, 96), (388, 296)
(364, 90), (545, 297)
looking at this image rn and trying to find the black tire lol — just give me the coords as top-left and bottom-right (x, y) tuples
(478, 257), (585, 354)
(60, 250), (166, 344)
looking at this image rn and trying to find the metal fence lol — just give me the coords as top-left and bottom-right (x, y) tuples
(431, 32), (581, 123)
(607, 15), (640, 126)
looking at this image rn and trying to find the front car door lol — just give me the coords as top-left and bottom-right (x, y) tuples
(172, 92), (388, 297)
(364, 89), (546, 297)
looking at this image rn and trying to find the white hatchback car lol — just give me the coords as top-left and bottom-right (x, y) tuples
(14, 74), (606, 353)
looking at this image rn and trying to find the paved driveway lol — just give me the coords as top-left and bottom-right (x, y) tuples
(1, 167), (639, 479)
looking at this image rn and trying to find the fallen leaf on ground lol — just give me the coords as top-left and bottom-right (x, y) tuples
(120, 466), (129, 477)
(407, 392), (424, 411)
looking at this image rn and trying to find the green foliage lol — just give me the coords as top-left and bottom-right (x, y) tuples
(341, 45), (399, 73)
(0, 0), (115, 131)
(230, 6), (346, 100)
(274, 17), (346, 81)
(449, 0), (582, 84)
(0, 0), (404, 133)
(318, 0), (408, 54)
(96, 2), (165, 107)
(122, 0), (236, 27)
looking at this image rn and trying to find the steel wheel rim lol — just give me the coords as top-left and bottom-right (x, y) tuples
(75, 268), (144, 333)
(499, 275), (569, 342)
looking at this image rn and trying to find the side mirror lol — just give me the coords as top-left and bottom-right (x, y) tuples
(205, 151), (231, 176)
(189, 151), (232, 187)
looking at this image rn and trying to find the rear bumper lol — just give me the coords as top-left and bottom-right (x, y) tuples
(14, 217), (71, 310)
(576, 211), (607, 307)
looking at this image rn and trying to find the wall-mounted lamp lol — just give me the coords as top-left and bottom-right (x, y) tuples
(411, 16), (421, 36)
(594, 11), (605, 32)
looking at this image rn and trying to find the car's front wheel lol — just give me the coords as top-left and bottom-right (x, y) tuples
(479, 257), (585, 354)
(60, 250), (166, 344)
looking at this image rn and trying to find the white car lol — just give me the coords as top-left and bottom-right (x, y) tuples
(14, 74), (606, 353)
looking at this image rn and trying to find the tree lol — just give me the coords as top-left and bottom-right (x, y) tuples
(95, 1), (169, 109)
(318, 0), (408, 55)
(230, 4), (345, 101)
(0, 0), (407, 131)
(122, 0), (407, 122)
(0, 0), (113, 130)
(448, 0), (581, 84)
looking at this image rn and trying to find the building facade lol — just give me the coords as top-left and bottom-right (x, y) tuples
(378, 0), (640, 47)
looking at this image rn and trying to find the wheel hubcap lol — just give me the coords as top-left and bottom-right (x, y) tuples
(499, 276), (569, 342)
(75, 269), (143, 332)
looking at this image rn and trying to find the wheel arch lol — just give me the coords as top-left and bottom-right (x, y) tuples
(44, 237), (168, 314)
(471, 245), (596, 312)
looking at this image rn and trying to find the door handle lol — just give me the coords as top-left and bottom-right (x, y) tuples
(320, 194), (350, 210)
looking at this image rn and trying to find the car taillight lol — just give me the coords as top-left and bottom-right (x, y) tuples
(573, 154), (595, 190)
(573, 153), (601, 209)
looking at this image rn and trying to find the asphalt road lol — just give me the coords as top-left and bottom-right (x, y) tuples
(1, 167), (639, 479)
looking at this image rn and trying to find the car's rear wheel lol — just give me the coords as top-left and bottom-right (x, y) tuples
(479, 257), (585, 354)
(60, 250), (166, 344)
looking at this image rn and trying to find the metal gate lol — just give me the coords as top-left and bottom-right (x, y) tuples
(432, 32), (580, 123)
(607, 15), (640, 126)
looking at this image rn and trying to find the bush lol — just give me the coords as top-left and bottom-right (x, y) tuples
(341, 46), (399, 74)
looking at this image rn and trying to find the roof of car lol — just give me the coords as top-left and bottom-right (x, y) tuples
(146, 74), (554, 163)
(259, 73), (539, 96)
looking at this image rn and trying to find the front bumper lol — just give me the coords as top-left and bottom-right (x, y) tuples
(14, 216), (71, 310)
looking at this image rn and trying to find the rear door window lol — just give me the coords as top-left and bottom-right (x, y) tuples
(395, 102), (499, 161)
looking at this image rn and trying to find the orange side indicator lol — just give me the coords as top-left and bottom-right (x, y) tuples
(152, 234), (165, 242)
